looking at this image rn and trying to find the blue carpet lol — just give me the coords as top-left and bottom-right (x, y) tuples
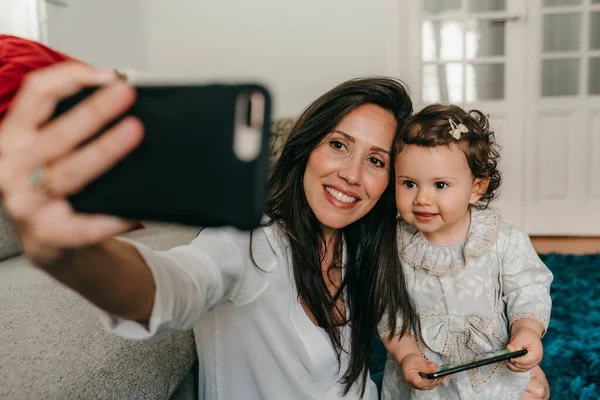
(369, 253), (600, 399)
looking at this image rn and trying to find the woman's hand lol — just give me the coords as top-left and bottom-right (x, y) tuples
(0, 62), (144, 267)
(520, 365), (550, 400)
(401, 353), (443, 391)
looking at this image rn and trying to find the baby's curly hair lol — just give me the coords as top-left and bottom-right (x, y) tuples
(394, 104), (502, 209)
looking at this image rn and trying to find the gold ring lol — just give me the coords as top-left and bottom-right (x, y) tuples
(29, 167), (53, 197)
(114, 69), (128, 81)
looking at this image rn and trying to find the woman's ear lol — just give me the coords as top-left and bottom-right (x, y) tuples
(469, 178), (490, 204)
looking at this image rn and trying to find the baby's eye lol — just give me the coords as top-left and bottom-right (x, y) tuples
(330, 140), (346, 151)
(369, 156), (385, 168)
(403, 181), (417, 189)
(435, 182), (449, 189)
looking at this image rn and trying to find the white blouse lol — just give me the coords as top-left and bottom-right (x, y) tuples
(99, 224), (378, 400)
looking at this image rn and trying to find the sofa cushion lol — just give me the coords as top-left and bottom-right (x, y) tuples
(0, 206), (21, 261)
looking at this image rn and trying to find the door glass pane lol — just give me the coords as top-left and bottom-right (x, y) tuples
(541, 59), (579, 96)
(591, 12), (600, 50)
(468, 0), (506, 13)
(589, 58), (600, 95)
(466, 19), (505, 59)
(423, 0), (461, 16)
(466, 63), (505, 101)
(543, 0), (581, 5)
(543, 14), (581, 52)
(423, 63), (463, 103)
(422, 20), (464, 61)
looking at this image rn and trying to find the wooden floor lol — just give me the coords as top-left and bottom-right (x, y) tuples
(530, 237), (600, 255)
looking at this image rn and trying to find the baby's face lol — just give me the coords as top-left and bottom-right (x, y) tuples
(394, 143), (482, 246)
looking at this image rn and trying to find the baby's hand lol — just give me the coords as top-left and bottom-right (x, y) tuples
(505, 328), (544, 372)
(401, 353), (443, 390)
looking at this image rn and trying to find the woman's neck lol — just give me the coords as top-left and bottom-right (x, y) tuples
(297, 225), (345, 326)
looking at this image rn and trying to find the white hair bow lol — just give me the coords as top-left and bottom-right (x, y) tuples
(449, 119), (468, 140)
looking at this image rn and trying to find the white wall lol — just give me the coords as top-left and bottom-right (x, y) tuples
(142, 0), (407, 117)
(44, 0), (147, 69)
(39, 0), (413, 117)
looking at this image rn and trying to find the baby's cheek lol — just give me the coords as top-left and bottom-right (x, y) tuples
(448, 192), (471, 214)
(395, 189), (409, 208)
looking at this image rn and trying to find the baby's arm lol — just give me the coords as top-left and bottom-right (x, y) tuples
(502, 226), (554, 372)
(382, 333), (443, 390)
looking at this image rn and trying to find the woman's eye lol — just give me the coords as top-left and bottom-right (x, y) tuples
(330, 140), (346, 151)
(403, 181), (416, 189)
(369, 156), (385, 168)
(435, 182), (449, 189)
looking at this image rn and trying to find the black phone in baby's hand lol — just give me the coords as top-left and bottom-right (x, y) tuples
(419, 348), (528, 379)
(53, 78), (272, 230)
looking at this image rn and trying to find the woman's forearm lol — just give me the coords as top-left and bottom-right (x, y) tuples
(36, 238), (155, 323)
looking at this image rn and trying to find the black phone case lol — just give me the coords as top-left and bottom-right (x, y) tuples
(419, 349), (528, 379)
(54, 83), (271, 230)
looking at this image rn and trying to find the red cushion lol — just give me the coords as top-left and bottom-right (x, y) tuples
(0, 34), (78, 120)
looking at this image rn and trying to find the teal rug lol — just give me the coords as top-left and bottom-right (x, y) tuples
(369, 253), (600, 399)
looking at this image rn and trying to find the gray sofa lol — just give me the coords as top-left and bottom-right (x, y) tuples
(0, 220), (200, 399)
(0, 118), (296, 399)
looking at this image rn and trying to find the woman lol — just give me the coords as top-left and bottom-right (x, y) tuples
(0, 63), (550, 399)
(0, 63), (414, 399)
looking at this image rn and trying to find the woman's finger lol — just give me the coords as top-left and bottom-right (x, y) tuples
(28, 81), (136, 167)
(22, 201), (136, 249)
(42, 117), (144, 197)
(1, 190), (49, 225)
(0, 63), (116, 148)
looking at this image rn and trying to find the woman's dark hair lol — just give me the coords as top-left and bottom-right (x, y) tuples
(395, 103), (502, 208)
(264, 76), (417, 395)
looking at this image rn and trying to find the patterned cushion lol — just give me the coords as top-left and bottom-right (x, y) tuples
(269, 117), (296, 171)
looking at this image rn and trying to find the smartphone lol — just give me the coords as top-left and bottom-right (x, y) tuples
(53, 80), (272, 230)
(419, 348), (528, 379)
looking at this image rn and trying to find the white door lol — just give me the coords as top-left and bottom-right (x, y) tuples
(396, 0), (600, 235)
(523, 0), (600, 235)
(401, 0), (528, 227)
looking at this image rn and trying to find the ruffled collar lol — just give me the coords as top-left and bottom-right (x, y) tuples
(398, 208), (501, 276)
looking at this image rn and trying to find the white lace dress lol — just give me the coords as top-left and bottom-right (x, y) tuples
(380, 208), (553, 400)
